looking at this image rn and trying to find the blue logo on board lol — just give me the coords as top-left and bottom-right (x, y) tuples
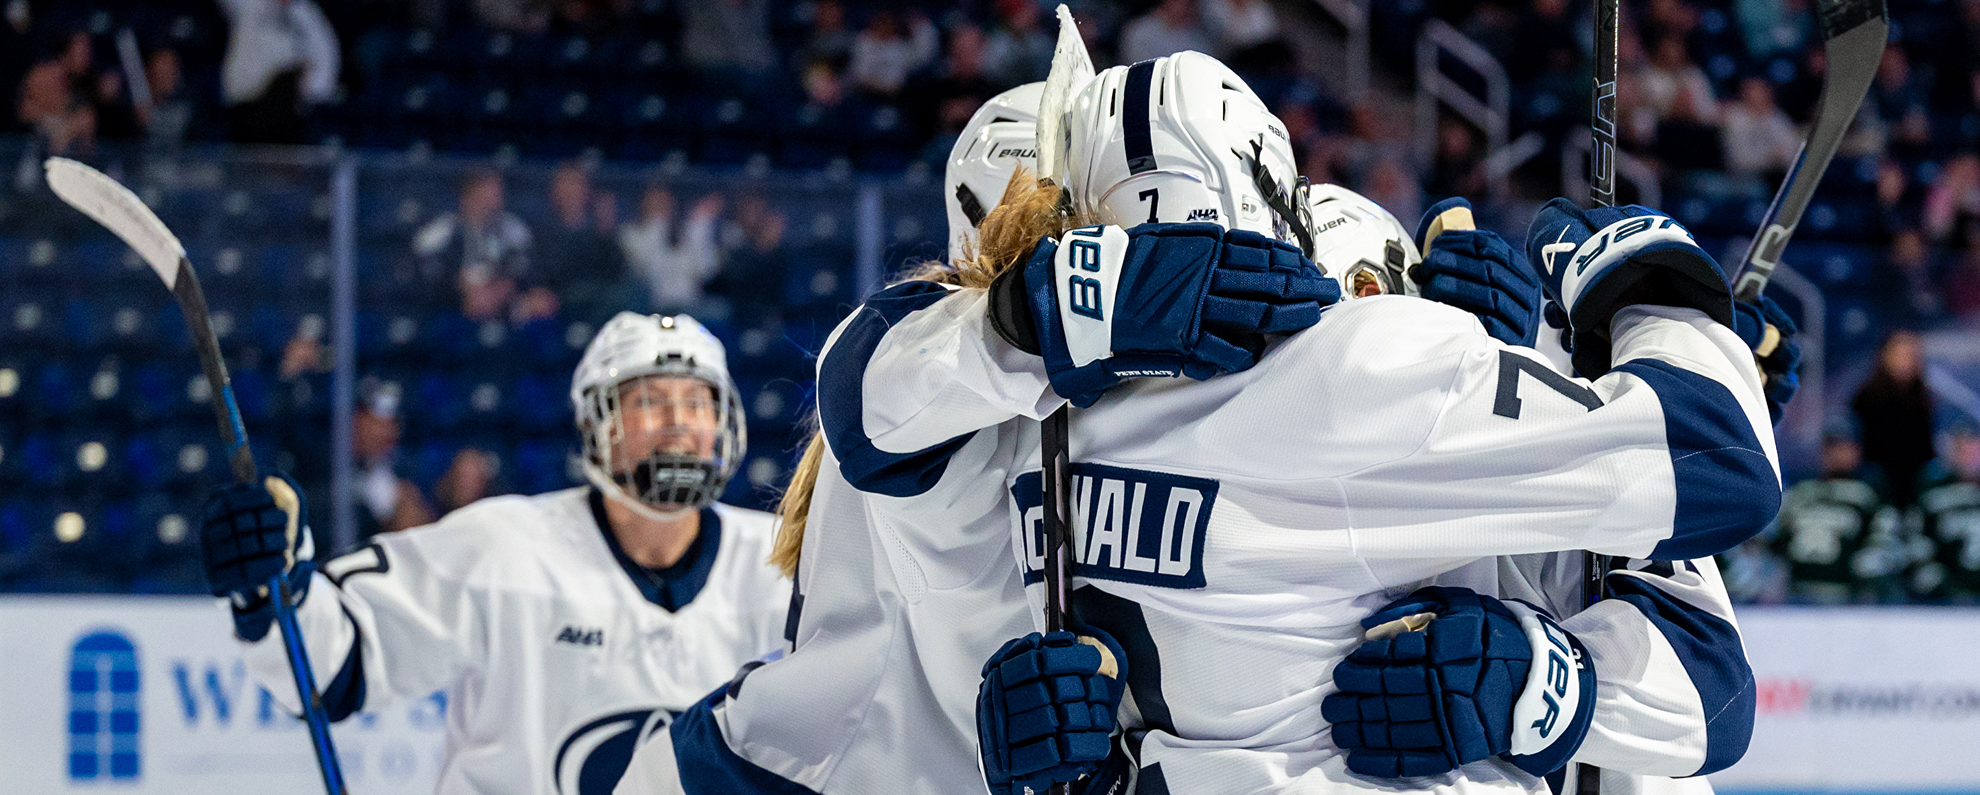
(69, 630), (141, 781)
(1014, 462), (1219, 590)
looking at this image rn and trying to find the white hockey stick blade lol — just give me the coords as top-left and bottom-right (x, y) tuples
(1035, 4), (1094, 189)
(45, 157), (186, 289)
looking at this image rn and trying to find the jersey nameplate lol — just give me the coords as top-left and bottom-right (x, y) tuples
(1013, 463), (1219, 590)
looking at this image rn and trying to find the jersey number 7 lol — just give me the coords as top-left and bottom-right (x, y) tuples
(1493, 351), (1602, 419)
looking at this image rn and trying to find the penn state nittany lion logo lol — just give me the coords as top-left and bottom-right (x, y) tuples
(552, 708), (675, 795)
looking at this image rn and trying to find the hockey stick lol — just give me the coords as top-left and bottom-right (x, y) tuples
(1732, 0), (1887, 304)
(44, 157), (349, 795)
(1036, 9), (1093, 794)
(1581, 1), (1621, 791)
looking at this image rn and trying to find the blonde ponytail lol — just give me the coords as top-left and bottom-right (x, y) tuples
(769, 169), (1075, 577)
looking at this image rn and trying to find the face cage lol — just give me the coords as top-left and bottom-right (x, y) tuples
(578, 373), (746, 518)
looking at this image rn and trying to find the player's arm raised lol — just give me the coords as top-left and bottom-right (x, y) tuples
(204, 477), (479, 719)
(817, 223), (1335, 498)
(1346, 200), (1779, 561)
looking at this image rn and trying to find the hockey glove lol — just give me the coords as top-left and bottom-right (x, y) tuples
(1322, 586), (1595, 779)
(1412, 198), (1542, 346)
(988, 222), (1339, 407)
(200, 472), (315, 642)
(978, 628), (1128, 795)
(1525, 198), (1731, 378)
(1730, 293), (1802, 425)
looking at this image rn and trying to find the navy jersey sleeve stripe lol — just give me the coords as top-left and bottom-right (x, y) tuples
(318, 607), (367, 722)
(671, 690), (822, 794)
(1613, 359), (1780, 559)
(1604, 572), (1754, 776)
(818, 281), (977, 498)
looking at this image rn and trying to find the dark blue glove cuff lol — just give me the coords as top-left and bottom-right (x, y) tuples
(231, 560), (316, 643)
(1503, 618), (1598, 776)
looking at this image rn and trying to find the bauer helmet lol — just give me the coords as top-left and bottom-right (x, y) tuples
(946, 82), (1044, 263)
(1304, 183), (1418, 299)
(1056, 51), (1312, 252)
(571, 312), (745, 518)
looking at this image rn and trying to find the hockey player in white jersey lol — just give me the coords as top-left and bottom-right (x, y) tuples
(1313, 192), (1799, 794)
(869, 48), (1782, 793)
(197, 312), (790, 795)
(614, 75), (1339, 795)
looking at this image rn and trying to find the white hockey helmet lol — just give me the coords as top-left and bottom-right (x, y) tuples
(1304, 183), (1419, 299)
(946, 82), (1044, 263)
(571, 312), (745, 518)
(1058, 51), (1312, 252)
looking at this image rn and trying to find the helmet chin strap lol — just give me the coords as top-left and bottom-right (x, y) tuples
(1238, 139), (1316, 261)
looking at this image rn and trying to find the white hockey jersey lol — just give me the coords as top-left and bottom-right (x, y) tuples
(241, 488), (791, 795)
(622, 278), (1772, 794)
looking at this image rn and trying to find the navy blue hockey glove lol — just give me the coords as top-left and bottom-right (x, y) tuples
(1322, 586), (1596, 779)
(988, 222), (1339, 407)
(978, 628), (1128, 795)
(1412, 198), (1542, 346)
(1731, 294), (1802, 425)
(200, 472), (314, 642)
(1525, 198), (1732, 378)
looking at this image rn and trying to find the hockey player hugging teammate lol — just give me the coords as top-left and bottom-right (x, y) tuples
(198, 313), (790, 795)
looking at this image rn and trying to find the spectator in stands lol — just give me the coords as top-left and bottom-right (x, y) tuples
(1458, 0), (1518, 73)
(218, 0), (340, 145)
(911, 22), (997, 147)
(1771, 428), (1903, 604)
(982, 0), (1052, 86)
(1873, 48), (1932, 156)
(1943, 245), (1980, 319)
(1875, 156), (1915, 236)
(1120, 0), (1213, 65)
(414, 168), (533, 321)
(352, 382), (435, 539)
(680, 0), (777, 82)
(1926, 154), (1980, 245)
(621, 184), (723, 314)
(0, 0), (30, 124)
(1736, 0), (1812, 61)
(1722, 77), (1801, 177)
(710, 192), (788, 321)
(1880, 228), (1945, 326)
(1427, 118), (1487, 200)
(435, 448), (499, 514)
(796, 0), (856, 72)
(1203, 0), (1280, 59)
(1854, 329), (1937, 507)
(1907, 424), (1980, 603)
(15, 33), (95, 156)
(846, 9), (938, 98)
(142, 48), (193, 145)
(530, 162), (629, 325)
(1641, 35), (1718, 126)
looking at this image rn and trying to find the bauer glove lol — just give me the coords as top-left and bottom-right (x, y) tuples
(988, 222), (1339, 407)
(200, 472), (315, 642)
(977, 628), (1128, 795)
(1323, 586), (1595, 779)
(1730, 293), (1802, 425)
(1412, 197), (1542, 346)
(1526, 199), (1731, 378)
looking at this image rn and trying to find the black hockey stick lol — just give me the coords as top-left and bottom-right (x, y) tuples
(1732, 0), (1887, 303)
(1580, 1), (1621, 791)
(45, 157), (349, 795)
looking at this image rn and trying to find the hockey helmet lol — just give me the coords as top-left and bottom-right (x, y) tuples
(1055, 51), (1311, 252)
(571, 312), (745, 518)
(946, 82), (1044, 263)
(1304, 183), (1419, 299)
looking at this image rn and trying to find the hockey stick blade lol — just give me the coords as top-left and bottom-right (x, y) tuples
(44, 157), (187, 289)
(44, 156), (348, 795)
(1733, 0), (1886, 302)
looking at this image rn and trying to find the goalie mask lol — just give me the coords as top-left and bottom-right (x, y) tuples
(571, 312), (745, 518)
(1305, 183), (1419, 299)
(946, 82), (1044, 263)
(1057, 51), (1312, 253)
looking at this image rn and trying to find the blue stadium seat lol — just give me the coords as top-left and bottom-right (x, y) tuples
(514, 438), (577, 495)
